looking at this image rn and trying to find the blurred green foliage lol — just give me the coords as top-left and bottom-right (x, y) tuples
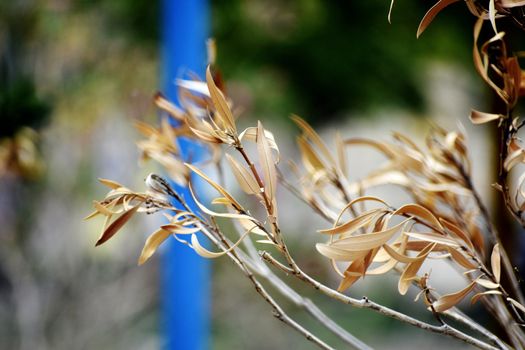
(0, 2), (50, 138)
(212, 0), (475, 122)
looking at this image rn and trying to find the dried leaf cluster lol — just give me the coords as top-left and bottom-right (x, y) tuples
(87, 4), (525, 350)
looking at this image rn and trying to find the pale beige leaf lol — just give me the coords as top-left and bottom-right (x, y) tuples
(446, 247), (477, 269)
(330, 218), (410, 251)
(190, 225), (253, 258)
(469, 110), (502, 124)
(344, 138), (395, 158)
(297, 135), (326, 173)
(138, 228), (171, 265)
(211, 197), (231, 206)
(316, 243), (370, 261)
(475, 278), (500, 289)
(291, 114), (336, 166)
(206, 66), (236, 133)
(501, 0), (525, 7)
(238, 218), (267, 236)
(503, 148), (525, 171)
(491, 243), (501, 283)
(257, 121), (277, 201)
(382, 243), (423, 263)
(404, 231), (459, 248)
(508, 297), (525, 314)
(83, 210), (100, 220)
(185, 163), (243, 210)
(488, 0), (497, 34)
(433, 282), (476, 312)
(398, 243), (436, 295)
(154, 92), (185, 120)
(95, 204), (140, 246)
(394, 203), (443, 230)
(440, 219), (474, 251)
(417, 0), (460, 38)
(93, 200), (117, 216)
(98, 178), (125, 190)
(226, 154), (260, 195)
(319, 209), (382, 235)
(188, 184), (254, 221)
(238, 127), (280, 156)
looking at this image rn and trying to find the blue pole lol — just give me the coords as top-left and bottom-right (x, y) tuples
(160, 1), (210, 350)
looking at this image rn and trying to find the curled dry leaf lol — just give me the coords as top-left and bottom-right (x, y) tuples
(398, 243), (436, 295)
(138, 228), (171, 265)
(417, 0), (460, 38)
(190, 225), (254, 258)
(471, 290), (503, 305)
(433, 281), (477, 312)
(328, 219), (410, 252)
(318, 209), (383, 235)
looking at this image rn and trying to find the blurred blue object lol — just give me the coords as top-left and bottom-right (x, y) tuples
(160, 1), (210, 349)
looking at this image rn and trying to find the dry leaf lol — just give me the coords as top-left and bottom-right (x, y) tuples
(417, 0), (460, 38)
(138, 228), (171, 265)
(226, 154), (260, 196)
(433, 281), (476, 312)
(257, 121), (277, 203)
(398, 243), (436, 295)
(491, 244), (501, 283)
(95, 204), (140, 246)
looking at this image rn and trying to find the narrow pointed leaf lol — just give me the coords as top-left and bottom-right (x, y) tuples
(138, 228), (171, 265)
(433, 282), (476, 312)
(257, 121), (277, 201)
(491, 244), (501, 283)
(330, 218), (410, 251)
(417, 0), (460, 38)
(398, 243), (435, 295)
(226, 154), (260, 195)
(95, 204), (140, 246)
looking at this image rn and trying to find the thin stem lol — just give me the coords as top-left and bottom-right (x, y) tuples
(199, 225), (334, 350)
(261, 251), (497, 350)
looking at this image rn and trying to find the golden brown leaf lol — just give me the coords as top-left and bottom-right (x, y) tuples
(417, 0), (460, 38)
(398, 243), (436, 295)
(95, 204), (140, 246)
(433, 282), (477, 312)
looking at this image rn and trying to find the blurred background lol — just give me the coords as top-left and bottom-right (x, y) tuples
(0, 0), (503, 349)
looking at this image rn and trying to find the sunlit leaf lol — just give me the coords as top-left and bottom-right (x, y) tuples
(257, 121), (277, 203)
(318, 209), (382, 235)
(138, 228), (171, 265)
(491, 244), (501, 283)
(206, 66), (236, 133)
(226, 154), (260, 196)
(330, 218), (410, 251)
(475, 278), (500, 289)
(98, 178), (125, 190)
